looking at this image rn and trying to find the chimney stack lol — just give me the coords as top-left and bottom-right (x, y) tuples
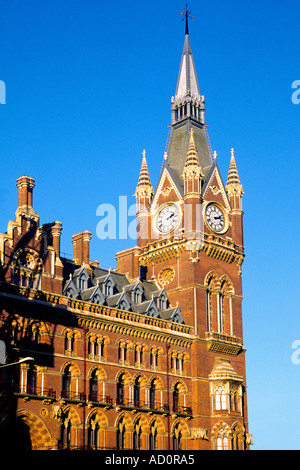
(72, 231), (91, 265)
(51, 222), (63, 257)
(16, 176), (35, 208)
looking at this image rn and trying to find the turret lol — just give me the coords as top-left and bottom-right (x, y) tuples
(225, 148), (245, 248)
(134, 150), (153, 245)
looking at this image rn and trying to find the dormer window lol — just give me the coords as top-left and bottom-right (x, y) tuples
(66, 288), (75, 299)
(158, 292), (167, 310)
(104, 279), (113, 297)
(148, 307), (156, 317)
(132, 286), (142, 304)
(93, 293), (101, 305)
(119, 300), (127, 310)
(78, 271), (89, 291)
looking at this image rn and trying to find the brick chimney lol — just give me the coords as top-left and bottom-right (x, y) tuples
(72, 231), (91, 265)
(51, 222), (63, 257)
(16, 176), (35, 207)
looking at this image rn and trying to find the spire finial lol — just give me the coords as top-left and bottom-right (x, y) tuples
(180, 3), (194, 35)
(231, 148), (235, 159)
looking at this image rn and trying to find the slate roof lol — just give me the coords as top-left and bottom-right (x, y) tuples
(61, 259), (184, 324)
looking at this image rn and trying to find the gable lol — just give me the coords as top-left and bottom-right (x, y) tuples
(151, 166), (183, 212)
(203, 165), (231, 211)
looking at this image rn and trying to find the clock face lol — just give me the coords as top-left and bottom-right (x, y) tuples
(156, 204), (179, 233)
(205, 204), (225, 233)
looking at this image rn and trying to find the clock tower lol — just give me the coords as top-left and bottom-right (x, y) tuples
(116, 12), (250, 449)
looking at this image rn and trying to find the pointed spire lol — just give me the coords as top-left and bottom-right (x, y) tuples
(226, 148), (241, 186)
(135, 150), (153, 202)
(175, 14), (200, 102)
(183, 129), (203, 197)
(225, 148), (244, 205)
(183, 129), (202, 172)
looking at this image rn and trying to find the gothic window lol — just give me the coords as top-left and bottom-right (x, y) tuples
(64, 330), (77, 355)
(93, 293), (101, 305)
(173, 383), (180, 413)
(217, 434), (229, 450)
(119, 299), (127, 310)
(89, 370), (99, 402)
(116, 417), (126, 450)
(232, 423), (245, 450)
(134, 344), (143, 367)
(218, 289), (225, 334)
(219, 278), (234, 336)
(149, 380), (156, 410)
(150, 348), (158, 370)
(215, 387), (227, 411)
(116, 375), (125, 405)
(88, 336), (94, 358)
(62, 365), (72, 399)
(206, 278), (213, 331)
(133, 419), (142, 450)
(133, 378), (141, 408)
(88, 418), (100, 450)
(66, 288), (75, 298)
(78, 273), (88, 291)
(149, 422), (158, 450)
(173, 423), (182, 450)
(97, 339), (104, 360)
(104, 279), (113, 297)
(26, 364), (37, 395)
(133, 287), (142, 304)
(148, 307), (156, 317)
(59, 419), (72, 450)
(158, 292), (167, 310)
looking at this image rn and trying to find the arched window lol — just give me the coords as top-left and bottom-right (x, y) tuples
(149, 380), (156, 410)
(26, 364), (37, 395)
(134, 344), (143, 367)
(133, 288), (142, 304)
(60, 418), (71, 450)
(173, 383), (180, 413)
(116, 375), (125, 405)
(93, 293), (101, 305)
(89, 370), (98, 402)
(149, 422), (158, 450)
(150, 348), (158, 371)
(116, 417), (126, 450)
(78, 274), (88, 291)
(62, 365), (72, 399)
(217, 434), (228, 450)
(215, 388), (227, 411)
(89, 420), (100, 450)
(118, 341), (128, 365)
(133, 419), (142, 450)
(206, 277), (213, 331)
(88, 414), (101, 450)
(119, 300), (127, 310)
(133, 378), (141, 408)
(219, 278), (234, 335)
(105, 279), (113, 297)
(173, 423), (182, 450)
(148, 307), (156, 317)
(64, 330), (76, 354)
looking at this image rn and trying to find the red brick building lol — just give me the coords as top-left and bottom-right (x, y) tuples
(0, 17), (252, 451)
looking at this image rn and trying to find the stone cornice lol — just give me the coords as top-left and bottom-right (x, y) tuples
(0, 282), (194, 347)
(139, 233), (244, 267)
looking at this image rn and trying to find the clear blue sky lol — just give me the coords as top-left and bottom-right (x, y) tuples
(0, 0), (299, 450)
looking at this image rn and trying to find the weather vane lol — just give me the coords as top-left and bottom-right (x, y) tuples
(180, 3), (194, 34)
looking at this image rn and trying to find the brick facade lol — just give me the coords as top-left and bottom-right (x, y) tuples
(0, 22), (252, 451)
